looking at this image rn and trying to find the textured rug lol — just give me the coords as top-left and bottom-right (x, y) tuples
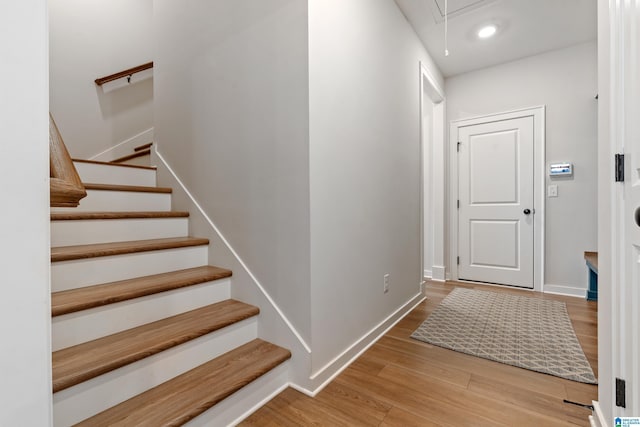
(411, 288), (597, 384)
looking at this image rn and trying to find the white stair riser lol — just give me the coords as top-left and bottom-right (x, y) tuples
(52, 246), (208, 291)
(185, 362), (289, 427)
(53, 318), (258, 427)
(52, 189), (171, 212)
(53, 279), (231, 351)
(74, 162), (156, 187)
(117, 155), (151, 167)
(51, 217), (189, 246)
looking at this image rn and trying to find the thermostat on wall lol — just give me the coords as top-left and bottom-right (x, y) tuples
(549, 163), (573, 176)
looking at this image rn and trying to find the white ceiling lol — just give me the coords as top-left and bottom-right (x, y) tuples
(394, 0), (597, 77)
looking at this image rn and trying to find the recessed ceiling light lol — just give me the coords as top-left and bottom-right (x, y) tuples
(478, 25), (497, 39)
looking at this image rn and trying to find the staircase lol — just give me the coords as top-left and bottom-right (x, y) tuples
(50, 159), (290, 426)
(109, 142), (153, 166)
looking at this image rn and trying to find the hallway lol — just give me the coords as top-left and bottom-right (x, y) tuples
(242, 281), (597, 426)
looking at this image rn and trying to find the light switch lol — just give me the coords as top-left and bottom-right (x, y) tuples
(547, 184), (558, 198)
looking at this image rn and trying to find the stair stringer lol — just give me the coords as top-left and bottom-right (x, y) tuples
(90, 128), (154, 163)
(153, 149), (428, 402)
(153, 150), (312, 424)
(153, 148), (427, 415)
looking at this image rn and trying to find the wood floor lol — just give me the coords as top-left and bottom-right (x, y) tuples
(241, 280), (598, 426)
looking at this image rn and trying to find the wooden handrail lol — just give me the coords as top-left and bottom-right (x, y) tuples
(50, 114), (87, 207)
(94, 62), (153, 86)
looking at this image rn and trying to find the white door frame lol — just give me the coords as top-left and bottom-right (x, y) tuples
(449, 106), (546, 292)
(419, 61), (446, 283)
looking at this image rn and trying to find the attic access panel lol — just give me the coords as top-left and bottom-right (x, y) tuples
(429, 0), (498, 23)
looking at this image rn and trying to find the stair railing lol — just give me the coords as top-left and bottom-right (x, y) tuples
(50, 114), (87, 207)
(94, 61), (153, 86)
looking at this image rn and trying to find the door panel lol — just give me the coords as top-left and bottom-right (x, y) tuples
(458, 116), (534, 288)
(470, 220), (519, 268)
(470, 131), (519, 204)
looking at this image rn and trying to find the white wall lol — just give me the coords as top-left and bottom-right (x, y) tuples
(308, 0), (444, 372)
(0, 1), (52, 425)
(154, 0), (443, 381)
(154, 0), (311, 343)
(49, 0), (153, 159)
(445, 41), (598, 294)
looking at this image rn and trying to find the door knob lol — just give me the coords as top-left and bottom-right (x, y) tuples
(523, 209), (531, 215)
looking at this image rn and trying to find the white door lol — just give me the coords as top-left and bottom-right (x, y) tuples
(458, 116), (534, 288)
(621, 3), (640, 412)
(623, 114), (640, 416)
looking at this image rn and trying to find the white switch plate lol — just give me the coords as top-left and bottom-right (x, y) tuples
(547, 184), (558, 198)
(384, 274), (390, 293)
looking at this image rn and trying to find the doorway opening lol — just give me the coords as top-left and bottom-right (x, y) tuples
(448, 107), (546, 291)
(420, 62), (446, 283)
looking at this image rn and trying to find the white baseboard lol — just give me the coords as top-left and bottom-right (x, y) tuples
(543, 283), (587, 298)
(293, 292), (426, 397)
(423, 269), (432, 279)
(90, 128), (154, 162)
(590, 401), (608, 427)
(431, 265), (446, 282)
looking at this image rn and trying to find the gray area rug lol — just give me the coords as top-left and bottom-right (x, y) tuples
(411, 288), (597, 384)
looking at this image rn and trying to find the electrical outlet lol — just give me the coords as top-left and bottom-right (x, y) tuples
(547, 184), (558, 198)
(384, 274), (390, 294)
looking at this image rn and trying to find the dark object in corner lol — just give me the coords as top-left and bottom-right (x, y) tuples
(563, 399), (595, 411)
(616, 378), (626, 408)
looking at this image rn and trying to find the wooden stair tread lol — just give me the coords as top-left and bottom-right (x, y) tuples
(84, 182), (171, 194)
(75, 339), (291, 426)
(52, 300), (259, 393)
(52, 266), (232, 317)
(584, 251), (598, 272)
(134, 142), (153, 152)
(73, 158), (156, 171)
(51, 211), (189, 221)
(51, 237), (209, 262)
(111, 149), (151, 163)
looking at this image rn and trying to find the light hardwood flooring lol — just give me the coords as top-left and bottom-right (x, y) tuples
(241, 280), (598, 426)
